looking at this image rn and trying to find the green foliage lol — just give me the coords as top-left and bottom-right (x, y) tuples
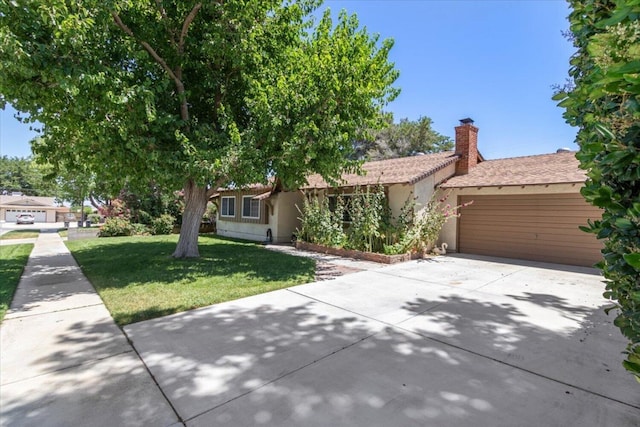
(353, 114), (454, 160)
(204, 203), (217, 223)
(0, 244), (33, 323)
(399, 193), (467, 254)
(119, 184), (174, 224)
(87, 213), (102, 224)
(345, 185), (387, 252)
(0, 0), (399, 257)
(298, 188), (464, 255)
(382, 195), (416, 254)
(0, 156), (59, 196)
(150, 214), (176, 236)
(557, 0), (640, 380)
(98, 217), (149, 237)
(65, 235), (315, 325)
(296, 194), (346, 247)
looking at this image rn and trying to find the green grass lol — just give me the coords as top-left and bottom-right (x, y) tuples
(0, 229), (40, 240)
(58, 229), (68, 238)
(66, 234), (315, 326)
(0, 244), (33, 322)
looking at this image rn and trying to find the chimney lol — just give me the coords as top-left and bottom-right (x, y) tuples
(455, 118), (479, 175)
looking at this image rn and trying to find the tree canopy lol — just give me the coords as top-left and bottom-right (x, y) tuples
(352, 114), (453, 160)
(0, 155), (58, 197)
(556, 0), (640, 380)
(0, 0), (399, 257)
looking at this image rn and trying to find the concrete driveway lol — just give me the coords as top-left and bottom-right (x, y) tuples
(125, 254), (639, 426)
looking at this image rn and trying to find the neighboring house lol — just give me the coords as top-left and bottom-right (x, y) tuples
(0, 195), (70, 223)
(215, 118), (602, 266)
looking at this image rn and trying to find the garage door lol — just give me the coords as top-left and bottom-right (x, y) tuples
(5, 209), (47, 222)
(458, 194), (603, 266)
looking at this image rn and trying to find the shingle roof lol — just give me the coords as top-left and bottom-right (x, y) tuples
(441, 151), (586, 188)
(303, 151), (459, 189)
(0, 195), (57, 207)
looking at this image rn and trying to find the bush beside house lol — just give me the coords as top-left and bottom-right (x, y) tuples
(296, 185), (468, 258)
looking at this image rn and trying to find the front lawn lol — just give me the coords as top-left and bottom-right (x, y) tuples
(0, 230), (39, 240)
(66, 235), (315, 326)
(0, 244), (33, 322)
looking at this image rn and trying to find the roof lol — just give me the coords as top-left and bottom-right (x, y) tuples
(303, 151), (459, 189)
(0, 195), (57, 207)
(441, 151), (586, 188)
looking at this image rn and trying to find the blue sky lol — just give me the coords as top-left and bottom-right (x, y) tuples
(0, 0), (575, 160)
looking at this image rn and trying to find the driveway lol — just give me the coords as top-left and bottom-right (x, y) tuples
(125, 254), (639, 426)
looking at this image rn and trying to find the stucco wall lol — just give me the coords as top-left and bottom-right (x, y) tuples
(438, 183), (585, 251)
(387, 184), (413, 220)
(274, 191), (303, 243)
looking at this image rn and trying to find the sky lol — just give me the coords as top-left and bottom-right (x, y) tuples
(0, 0), (576, 160)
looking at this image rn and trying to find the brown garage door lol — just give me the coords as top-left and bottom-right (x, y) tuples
(458, 194), (603, 266)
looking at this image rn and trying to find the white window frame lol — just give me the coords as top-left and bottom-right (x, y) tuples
(220, 196), (236, 218)
(242, 196), (260, 219)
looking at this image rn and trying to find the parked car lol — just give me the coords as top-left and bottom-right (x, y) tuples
(16, 213), (35, 224)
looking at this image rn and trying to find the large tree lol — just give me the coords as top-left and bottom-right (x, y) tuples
(556, 0), (640, 380)
(0, 155), (59, 196)
(352, 114), (453, 161)
(0, 0), (399, 257)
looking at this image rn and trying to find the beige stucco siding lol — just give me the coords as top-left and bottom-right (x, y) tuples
(274, 191), (303, 243)
(387, 163), (456, 221)
(386, 184), (413, 220)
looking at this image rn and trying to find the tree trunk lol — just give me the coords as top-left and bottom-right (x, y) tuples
(173, 179), (208, 258)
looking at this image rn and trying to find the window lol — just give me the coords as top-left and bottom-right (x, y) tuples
(242, 196), (260, 219)
(221, 196), (235, 217)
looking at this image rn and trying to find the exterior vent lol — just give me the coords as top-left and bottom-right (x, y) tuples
(556, 148), (572, 153)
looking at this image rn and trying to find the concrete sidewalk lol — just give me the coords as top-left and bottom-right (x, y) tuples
(0, 231), (180, 427)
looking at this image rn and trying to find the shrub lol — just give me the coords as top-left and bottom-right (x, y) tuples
(137, 210), (153, 225)
(557, 0), (640, 379)
(130, 223), (150, 236)
(99, 217), (134, 237)
(87, 213), (102, 224)
(345, 185), (387, 252)
(296, 195), (346, 248)
(150, 214), (175, 235)
(399, 192), (470, 254)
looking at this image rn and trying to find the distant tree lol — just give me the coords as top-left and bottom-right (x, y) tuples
(0, 1), (399, 257)
(556, 0), (640, 380)
(352, 114), (453, 160)
(0, 155), (58, 197)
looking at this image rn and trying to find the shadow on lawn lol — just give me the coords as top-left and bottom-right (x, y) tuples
(69, 235), (315, 289)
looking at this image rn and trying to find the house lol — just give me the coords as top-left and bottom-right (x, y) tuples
(301, 151), (461, 222)
(0, 195), (70, 223)
(215, 119), (602, 266)
(215, 142), (463, 244)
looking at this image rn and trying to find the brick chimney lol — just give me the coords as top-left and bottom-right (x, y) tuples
(455, 118), (479, 175)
